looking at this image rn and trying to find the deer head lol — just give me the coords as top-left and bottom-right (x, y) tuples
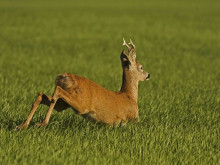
(121, 38), (150, 82)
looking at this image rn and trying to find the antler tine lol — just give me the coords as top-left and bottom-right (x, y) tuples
(128, 39), (135, 49)
(122, 38), (131, 51)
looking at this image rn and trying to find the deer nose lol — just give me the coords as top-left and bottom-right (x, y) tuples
(146, 74), (150, 80)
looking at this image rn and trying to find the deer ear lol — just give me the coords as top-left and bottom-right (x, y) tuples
(122, 57), (128, 62)
(120, 50), (131, 68)
(121, 50), (128, 61)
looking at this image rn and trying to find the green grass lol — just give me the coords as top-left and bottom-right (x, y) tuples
(0, 0), (220, 164)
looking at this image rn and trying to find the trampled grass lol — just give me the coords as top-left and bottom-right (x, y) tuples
(0, 0), (219, 164)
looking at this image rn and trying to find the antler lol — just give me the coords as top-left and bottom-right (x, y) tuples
(128, 39), (135, 49)
(122, 38), (131, 51)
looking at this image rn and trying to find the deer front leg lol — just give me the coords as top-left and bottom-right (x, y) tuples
(15, 93), (52, 130)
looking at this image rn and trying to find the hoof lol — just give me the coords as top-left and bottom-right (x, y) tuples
(15, 124), (27, 131)
(35, 122), (47, 128)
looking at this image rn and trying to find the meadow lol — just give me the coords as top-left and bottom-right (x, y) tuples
(0, 0), (219, 164)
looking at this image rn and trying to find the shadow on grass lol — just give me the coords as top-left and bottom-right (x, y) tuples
(6, 115), (109, 132)
(5, 109), (141, 133)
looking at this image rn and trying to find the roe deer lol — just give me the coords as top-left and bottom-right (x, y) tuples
(15, 39), (150, 130)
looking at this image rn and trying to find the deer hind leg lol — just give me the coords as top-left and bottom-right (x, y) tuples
(15, 92), (69, 130)
(36, 86), (78, 127)
(36, 85), (90, 128)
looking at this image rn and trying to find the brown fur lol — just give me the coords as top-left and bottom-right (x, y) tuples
(15, 39), (150, 130)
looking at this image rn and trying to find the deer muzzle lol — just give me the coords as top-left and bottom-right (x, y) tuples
(146, 74), (150, 81)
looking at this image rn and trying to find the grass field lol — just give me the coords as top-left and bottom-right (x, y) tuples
(0, 0), (220, 164)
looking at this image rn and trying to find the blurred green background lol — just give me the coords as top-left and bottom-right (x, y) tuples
(0, 0), (219, 164)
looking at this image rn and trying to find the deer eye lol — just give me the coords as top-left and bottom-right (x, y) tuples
(140, 66), (143, 70)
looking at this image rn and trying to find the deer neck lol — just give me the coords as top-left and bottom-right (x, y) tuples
(120, 69), (139, 103)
